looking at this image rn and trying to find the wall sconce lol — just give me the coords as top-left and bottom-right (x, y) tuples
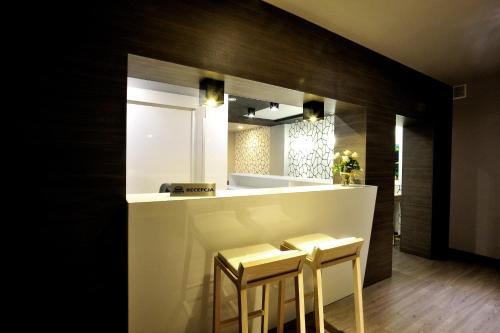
(199, 78), (225, 107)
(246, 107), (256, 118)
(270, 102), (279, 111)
(303, 101), (324, 122)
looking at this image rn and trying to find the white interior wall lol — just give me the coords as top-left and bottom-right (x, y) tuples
(127, 78), (229, 194)
(449, 75), (500, 259)
(126, 104), (192, 194)
(270, 125), (285, 175)
(227, 132), (235, 178)
(203, 95), (229, 190)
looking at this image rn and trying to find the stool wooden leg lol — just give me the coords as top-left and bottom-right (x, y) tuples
(277, 280), (285, 333)
(352, 257), (365, 333)
(213, 260), (221, 333)
(313, 268), (325, 333)
(202, 252), (213, 323)
(238, 288), (249, 333)
(295, 272), (306, 333)
(261, 284), (270, 333)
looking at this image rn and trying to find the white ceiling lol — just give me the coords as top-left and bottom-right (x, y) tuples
(255, 104), (303, 120)
(265, 0), (500, 84)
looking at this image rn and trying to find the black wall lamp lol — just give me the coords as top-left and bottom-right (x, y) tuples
(199, 78), (225, 107)
(270, 102), (279, 111)
(303, 101), (324, 122)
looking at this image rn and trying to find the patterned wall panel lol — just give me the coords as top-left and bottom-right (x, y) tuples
(287, 116), (335, 179)
(235, 127), (270, 174)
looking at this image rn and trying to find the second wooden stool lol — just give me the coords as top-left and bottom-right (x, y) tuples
(280, 233), (365, 333)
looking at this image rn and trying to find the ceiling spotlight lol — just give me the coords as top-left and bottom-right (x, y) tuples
(228, 97), (237, 102)
(303, 101), (324, 122)
(199, 78), (225, 107)
(270, 102), (279, 111)
(246, 107), (256, 118)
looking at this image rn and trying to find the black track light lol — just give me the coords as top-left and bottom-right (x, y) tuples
(199, 78), (225, 107)
(303, 101), (324, 122)
(246, 107), (256, 118)
(270, 102), (279, 111)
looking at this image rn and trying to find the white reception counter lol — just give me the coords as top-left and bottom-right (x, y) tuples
(128, 184), (377, 333)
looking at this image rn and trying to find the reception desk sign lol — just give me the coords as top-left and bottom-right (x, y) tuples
(170, 183), (216, 197)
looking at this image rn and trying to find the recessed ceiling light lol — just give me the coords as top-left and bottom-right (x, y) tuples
(245, 107), (256, 118)
(229, 97), (237, 102)
(270, 102), (279, 111)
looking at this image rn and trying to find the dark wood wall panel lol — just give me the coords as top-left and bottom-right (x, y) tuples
(431, 99), (453, 258)
(401, 121), (434, 257)
(122, 1), (446, 114)
(364, 107), (397, 284)
(120, 0), (449, 284)
(29, 1), (451, 331)
(27, 4), (129, 331)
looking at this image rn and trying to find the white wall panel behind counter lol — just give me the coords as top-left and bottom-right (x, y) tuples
(126, 103), (192, 194)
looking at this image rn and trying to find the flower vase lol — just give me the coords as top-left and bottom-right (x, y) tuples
(339, 172), (352, 186)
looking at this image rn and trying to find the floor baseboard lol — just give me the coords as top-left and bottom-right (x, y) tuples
(447, 247), (500, 267)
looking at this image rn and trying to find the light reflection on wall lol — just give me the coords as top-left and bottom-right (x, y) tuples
(291, 136), (314, 153)
(287, 116), (335, 179)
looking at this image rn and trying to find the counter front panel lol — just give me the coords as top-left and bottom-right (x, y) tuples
(128, 185), (377, 333)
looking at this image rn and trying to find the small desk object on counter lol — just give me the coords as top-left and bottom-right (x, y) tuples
(128, 184), (377, 333)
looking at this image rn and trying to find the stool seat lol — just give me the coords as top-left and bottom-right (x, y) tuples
(283, 233), (358, 256)
(218, 243), (299, 275)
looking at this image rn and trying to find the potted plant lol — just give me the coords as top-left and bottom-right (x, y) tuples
(333, 150), (361, 185)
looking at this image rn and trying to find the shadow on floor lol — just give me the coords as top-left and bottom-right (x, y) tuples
(268, 312), (344, 333)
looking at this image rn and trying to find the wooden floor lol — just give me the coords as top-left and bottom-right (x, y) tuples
(272, 248), (500, 332)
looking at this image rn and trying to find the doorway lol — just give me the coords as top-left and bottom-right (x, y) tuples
(395, 114), (435, 258)
(393, 115), (403, 248)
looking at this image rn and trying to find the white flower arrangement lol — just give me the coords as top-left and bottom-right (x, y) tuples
(333, 150), (362, 174)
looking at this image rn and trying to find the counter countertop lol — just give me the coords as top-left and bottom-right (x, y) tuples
(230, 173), (332, 184)
(127, 184), (375, 203)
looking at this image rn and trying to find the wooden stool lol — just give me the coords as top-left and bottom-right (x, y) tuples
(213, 243), (307, 333)
(280, 234), (365, 333)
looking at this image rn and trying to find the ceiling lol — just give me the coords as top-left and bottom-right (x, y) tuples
(228, 95), (304, 126)
(265, 0), (500, 84)
(228, 95), (339, 126)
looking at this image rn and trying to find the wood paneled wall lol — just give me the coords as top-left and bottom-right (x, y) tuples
(363, 107), (399, 283)
(401, 121), (434, 257)
(29, 1), (451, 331)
